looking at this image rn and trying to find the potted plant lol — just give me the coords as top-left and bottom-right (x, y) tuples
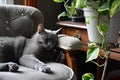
(75, 0), (120, 80)
(75, 0), (120, 43)
(53, 0), (120, 80)
(53, 0), (84, 22)
(75, 0), (105, 43)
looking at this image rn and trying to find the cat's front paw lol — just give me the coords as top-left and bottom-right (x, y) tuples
(35, 65), (51, 73)
(7, 62), (19, 72)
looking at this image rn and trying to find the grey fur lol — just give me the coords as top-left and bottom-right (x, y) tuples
(0, 25), (60, 73)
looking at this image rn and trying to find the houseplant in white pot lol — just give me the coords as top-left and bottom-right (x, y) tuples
(53, 0), (120, 80)
(76, 0), (107, 44)
(75, 0), (120, 80)
(75, 0), (120, 62)
(75, 0), (120, 44)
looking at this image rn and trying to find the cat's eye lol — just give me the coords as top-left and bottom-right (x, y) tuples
(45, 40), (48, 43)
(45, 38), (49, 43)
(38, 41), (43, 44)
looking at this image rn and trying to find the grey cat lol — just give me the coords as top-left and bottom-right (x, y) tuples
(0, 24), (61, 73)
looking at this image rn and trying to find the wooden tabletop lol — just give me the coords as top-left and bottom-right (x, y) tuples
(80, 45), (120, 62)
(56, 21), (86, 29)
(56, 21), (120, 61)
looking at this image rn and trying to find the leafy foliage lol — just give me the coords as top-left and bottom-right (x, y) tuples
(97, 23), (108, 37)
(53, 0), (77, 19)
(75, 0), (87, 9)
(53, 0), (64, 3)
(81, 0), (120, 63)
(86, 43), (99, 62)
(82, 73), (94, 80)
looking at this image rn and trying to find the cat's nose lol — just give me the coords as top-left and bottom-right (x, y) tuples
(47, 46), (53, 51)
(46, 46), (51, 51)
(43, 45), (51, 51)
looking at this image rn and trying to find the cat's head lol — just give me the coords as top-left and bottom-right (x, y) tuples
(35, 24), (61, 51)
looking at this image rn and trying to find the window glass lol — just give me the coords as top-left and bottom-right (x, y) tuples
(0, 0), (14, 5)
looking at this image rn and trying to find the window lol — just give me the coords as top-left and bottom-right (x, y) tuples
(0, 0), (14, 5)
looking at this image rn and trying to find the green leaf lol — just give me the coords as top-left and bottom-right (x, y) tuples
(86, 19), (90, 24)
(110, 0), (120, 17)
(66, 5), (74, 13)
(75, 0), (87, 9)
(57, 11), (67, 20)
(82, 73), (94, 80)
(86, 43), (99, 62)
(97, 23), (108, 37)
(65, 5), (76, 18)
(53, 0), (64, 3)
(98, 1), (109, 12)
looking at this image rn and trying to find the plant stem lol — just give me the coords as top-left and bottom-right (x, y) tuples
(101, 35), (109, 80)
(101, 54), (108, 80)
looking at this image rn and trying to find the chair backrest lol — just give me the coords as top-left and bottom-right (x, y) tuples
(0, 5), (44, 38)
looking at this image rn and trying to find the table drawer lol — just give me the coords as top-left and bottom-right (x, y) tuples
(62, 28), (88, 45)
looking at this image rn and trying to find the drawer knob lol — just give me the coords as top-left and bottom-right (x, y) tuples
(73, 31), (82, 40)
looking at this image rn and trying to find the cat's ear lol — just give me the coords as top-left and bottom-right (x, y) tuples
(45, 28), (62, 35)
(53, 28), (62, 35)
(37, 24), (45, 33)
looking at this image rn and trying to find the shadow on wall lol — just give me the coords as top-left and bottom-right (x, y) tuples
(14, 0), (61, 30)
(37, 0), (61, 30)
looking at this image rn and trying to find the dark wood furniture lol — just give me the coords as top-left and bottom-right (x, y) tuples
(24, 0), (36, 7)
(56, 21), (120, 80)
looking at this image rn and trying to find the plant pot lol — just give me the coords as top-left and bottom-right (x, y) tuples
(70, 9), (85, 22)
(71, 16), (85, 22)
(83, 7), (103, 44)
(59, 16), (70, 21)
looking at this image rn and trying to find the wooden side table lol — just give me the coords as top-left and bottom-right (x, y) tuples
(56, 21), (87, 45)
(24, 0), (36, 7)
(56, 21), (120, 80)
(56, 21), (89, 80)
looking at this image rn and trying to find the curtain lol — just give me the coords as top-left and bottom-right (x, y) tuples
(0, 0), (14, 5)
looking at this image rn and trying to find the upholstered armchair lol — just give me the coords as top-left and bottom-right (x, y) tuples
(0, 5), (76, 80)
